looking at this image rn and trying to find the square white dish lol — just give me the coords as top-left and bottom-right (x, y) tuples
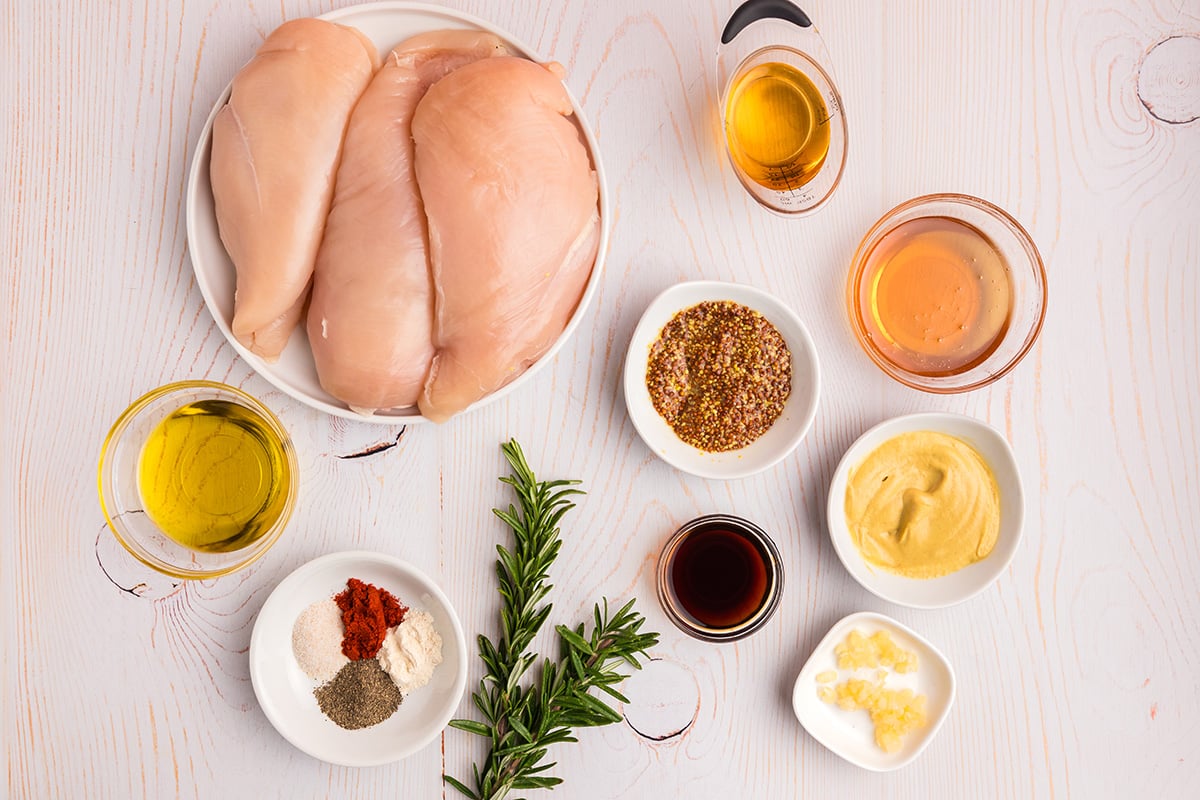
(792, 611), (955, 771)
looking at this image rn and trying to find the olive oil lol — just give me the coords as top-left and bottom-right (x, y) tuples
(138, 400), (290, 553)
(724, 61), (831, 191)
(854, 216), (1013, 376)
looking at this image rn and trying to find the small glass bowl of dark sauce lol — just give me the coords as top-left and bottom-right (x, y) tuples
(657, 514), (784, 642)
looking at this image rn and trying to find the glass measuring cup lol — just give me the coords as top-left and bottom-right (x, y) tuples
(718, 0), (848, 216)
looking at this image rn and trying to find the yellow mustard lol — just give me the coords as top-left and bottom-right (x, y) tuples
(845, 431), (999, 579)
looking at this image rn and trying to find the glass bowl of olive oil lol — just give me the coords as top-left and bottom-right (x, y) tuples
(847, 194), (1047, 393)
(98, 381), (298, 579)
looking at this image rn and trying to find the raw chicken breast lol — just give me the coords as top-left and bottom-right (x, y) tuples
(308, 31), (508, 412)
(210, 19), (379, 360)
(413, 57), (600, 422)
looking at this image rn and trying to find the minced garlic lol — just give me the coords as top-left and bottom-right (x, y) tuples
(819, 628), (927, 753)
(834, 629), (918, 673)
(828, 678), (928, 753)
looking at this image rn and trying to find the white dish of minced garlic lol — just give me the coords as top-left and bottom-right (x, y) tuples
(791, 611), (955, 771)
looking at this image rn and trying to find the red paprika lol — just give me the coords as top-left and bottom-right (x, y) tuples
(335, 577), (408, 660)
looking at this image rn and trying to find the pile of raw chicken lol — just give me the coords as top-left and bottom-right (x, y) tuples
(210, 19), (600, 422)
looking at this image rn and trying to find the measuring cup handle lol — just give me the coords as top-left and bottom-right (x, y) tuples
(720, 0), (812, 45)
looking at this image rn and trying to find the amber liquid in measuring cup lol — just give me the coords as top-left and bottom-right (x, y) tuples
(854, 216), (1015, 376)
(724, 60), (831, 191)
(717, 0), (846, 214)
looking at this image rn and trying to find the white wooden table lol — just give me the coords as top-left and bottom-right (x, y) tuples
(5, 0), (1199, 797)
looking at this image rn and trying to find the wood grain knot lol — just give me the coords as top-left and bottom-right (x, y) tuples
(619, 658), (700, 743)
(95, 522), (182, 599)
(1138, 35), (1200, 125)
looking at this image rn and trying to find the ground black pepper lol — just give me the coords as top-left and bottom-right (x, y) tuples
(314, 659), (402, 730)
(646, 301), (791, 452)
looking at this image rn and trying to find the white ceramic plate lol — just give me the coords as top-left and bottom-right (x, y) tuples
(827, 412), (1025, 608)
(185, 1), (610, 423)
(249, 551), (467, 766)
(622, 281), (821, 480)
(792, 611), (955, 771)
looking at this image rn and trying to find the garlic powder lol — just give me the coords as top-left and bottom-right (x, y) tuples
(376, 610), (443, 697)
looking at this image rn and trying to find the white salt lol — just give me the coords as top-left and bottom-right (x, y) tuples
(292, 598), (348, 683)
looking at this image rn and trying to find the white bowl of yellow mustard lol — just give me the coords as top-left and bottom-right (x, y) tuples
(827, 412), (1024, 608)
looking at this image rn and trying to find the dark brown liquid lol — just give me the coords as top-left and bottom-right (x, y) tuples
(670, 527), (770, 628)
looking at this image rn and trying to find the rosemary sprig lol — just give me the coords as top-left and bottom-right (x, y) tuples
(444, 440), (659, 800)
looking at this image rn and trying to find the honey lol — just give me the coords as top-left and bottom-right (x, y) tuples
(138, 399), (291, 553)
(724, 61), (831, 191)
(854, 216), (1013, 377)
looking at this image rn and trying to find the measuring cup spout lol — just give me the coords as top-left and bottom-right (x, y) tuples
(721, 0), (812, 45)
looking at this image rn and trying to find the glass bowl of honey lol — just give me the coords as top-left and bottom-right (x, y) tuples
(98, 380), (298, 579)
(847, 194), (1047, 393)
(656, 514), (784, 642)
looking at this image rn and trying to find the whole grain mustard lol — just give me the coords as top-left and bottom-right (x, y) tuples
(646, 301), (791, 452)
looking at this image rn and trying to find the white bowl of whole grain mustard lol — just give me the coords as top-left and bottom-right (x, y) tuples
(827, 412), (1024, 608)
(623, 281), (820, 480)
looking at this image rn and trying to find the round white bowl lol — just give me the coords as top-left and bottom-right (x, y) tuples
(623, 281), (821, 480)
(185, 2), (610, 423)
(826, 412), (1025, 608)
(249, 550), (467, 766)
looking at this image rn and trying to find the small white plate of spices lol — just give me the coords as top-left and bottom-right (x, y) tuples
(792, 611), (955, 771)
(249, 550), (467, 766)
(623, 281), (820, 480)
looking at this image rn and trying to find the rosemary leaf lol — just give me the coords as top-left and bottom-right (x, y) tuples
(443, 775), (477, 799)
(450, 720), (493, 737)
